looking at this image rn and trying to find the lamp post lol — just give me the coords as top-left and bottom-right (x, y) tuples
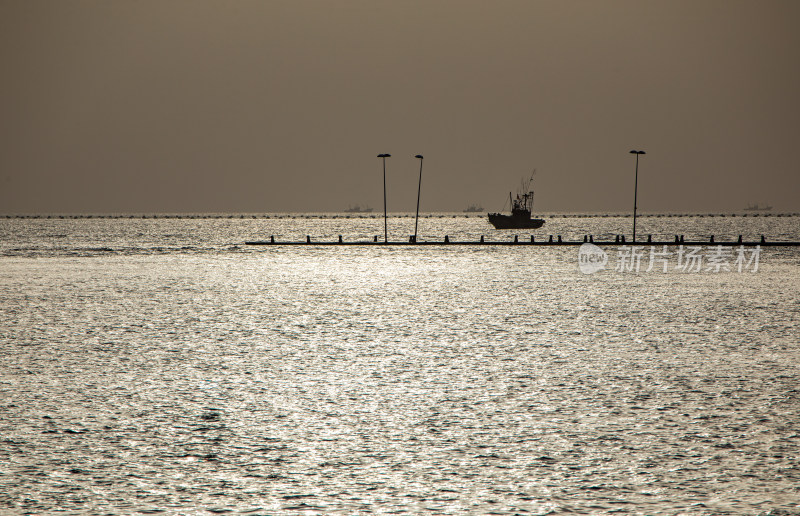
(378, 153), (391, 242)
(414, 154), (423, 243)
(629, 150), (646, 242)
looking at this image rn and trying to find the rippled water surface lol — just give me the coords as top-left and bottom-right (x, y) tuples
(1, 215), (799, 515)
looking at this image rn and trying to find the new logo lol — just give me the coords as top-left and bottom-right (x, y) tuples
(578, 243), (608, 274)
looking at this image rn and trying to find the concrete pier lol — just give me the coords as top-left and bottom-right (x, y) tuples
(245, 237), (799, 247)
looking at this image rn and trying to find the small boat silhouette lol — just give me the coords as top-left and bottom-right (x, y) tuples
(488, 174), (545, 229)
(344, 205), (374, 213)
(743, 203), (772, 211)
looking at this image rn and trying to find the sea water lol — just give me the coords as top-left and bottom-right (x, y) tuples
(1, 214), (799, 515)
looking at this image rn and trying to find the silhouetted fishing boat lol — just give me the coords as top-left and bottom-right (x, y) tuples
(488, 175), (545, 229)
(344, 205), (374, 213)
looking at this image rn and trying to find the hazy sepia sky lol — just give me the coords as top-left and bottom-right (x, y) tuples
(1, 0), (798, 213)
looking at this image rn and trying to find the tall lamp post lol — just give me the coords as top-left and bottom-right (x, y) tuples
(629, 150), (646, 242)
(378, 153), (391, 242)
(413, 154), (424, 243)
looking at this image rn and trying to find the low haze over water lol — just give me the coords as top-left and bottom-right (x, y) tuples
(1, 214), (799, 515)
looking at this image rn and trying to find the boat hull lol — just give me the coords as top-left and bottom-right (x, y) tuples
(488, 213), (545, 229)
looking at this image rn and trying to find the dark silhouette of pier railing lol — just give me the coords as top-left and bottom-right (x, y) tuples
(246, 235), (799, 247)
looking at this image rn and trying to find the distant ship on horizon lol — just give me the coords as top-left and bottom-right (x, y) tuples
(344, 205), (374, 213)
(463, 204), (483, 213)
(744, 203), (772, 211)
